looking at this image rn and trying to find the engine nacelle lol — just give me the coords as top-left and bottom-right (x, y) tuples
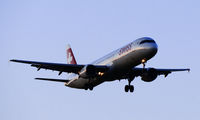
(86, 65), (97, 77)
(141, 68), (158, 82)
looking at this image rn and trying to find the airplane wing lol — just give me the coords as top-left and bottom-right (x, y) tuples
(10, 59), (84, 74)
(10, 59), (109, 74)
(132, 67), (190, 77)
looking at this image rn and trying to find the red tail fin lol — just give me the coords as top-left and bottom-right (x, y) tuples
(66, 44), (77, 64)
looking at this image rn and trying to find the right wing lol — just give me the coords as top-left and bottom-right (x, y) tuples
(10, 59), (84, 74)
(132, 68), (190, 77)
(114, 67), (190, 80)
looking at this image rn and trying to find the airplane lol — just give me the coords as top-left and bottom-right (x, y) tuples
(10, 37), (190, 93)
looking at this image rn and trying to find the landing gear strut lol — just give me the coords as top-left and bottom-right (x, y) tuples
(141, 58), (146, 70)
(124, 76), (135, 93)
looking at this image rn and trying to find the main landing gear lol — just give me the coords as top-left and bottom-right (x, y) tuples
(84, 78), (94, 91)
(124, 77), (135, 93)
(84, 83), (93, 91)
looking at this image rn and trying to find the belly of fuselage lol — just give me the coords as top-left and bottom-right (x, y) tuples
(66, 77), (88, 89)
(66, 77), (105, 89)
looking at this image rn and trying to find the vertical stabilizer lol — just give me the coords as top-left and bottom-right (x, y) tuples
(66, 44), (77, 64)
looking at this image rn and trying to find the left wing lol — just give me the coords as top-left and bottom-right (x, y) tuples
(132, 67), (190, 77)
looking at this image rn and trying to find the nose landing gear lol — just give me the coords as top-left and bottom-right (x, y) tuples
(141, 58), (147, 70)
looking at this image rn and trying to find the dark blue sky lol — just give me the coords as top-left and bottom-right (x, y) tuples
(1, 0), (199, 119)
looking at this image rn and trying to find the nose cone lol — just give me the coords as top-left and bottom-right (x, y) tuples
(147, 42), (158, 58)
(149, 42), (158, 54)
(142, 39), (158, 56)
(138, 37), (158, 58)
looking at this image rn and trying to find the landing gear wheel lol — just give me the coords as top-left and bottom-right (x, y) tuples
(85, 84), (93, 91)
(129, 85), (134, 93)
(84, 87), (88, 90)
(125, 85), (129, 92)
(89, 86), (93, 91)
(124, 76), (135, 93)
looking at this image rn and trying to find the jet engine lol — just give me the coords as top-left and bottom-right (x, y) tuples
(141, 68), (158, 82)
(86, 65), (97, 77)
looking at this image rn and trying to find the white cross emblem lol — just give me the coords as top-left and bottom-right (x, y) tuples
(67, 52), (73, 64)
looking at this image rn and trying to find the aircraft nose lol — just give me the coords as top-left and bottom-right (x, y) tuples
(148, 42), (158, 55)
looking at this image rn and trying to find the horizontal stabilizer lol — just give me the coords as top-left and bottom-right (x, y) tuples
(35, 78), (70, 83)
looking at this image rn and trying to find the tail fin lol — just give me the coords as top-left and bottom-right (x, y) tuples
(66, 44), (77, 64)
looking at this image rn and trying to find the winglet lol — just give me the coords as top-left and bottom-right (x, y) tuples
(66, 44), (77, 64)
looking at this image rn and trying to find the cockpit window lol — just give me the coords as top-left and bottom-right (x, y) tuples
(139, 40), (155, 44)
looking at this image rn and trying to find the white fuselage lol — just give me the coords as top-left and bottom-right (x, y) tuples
(65, 37), (158, 89)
